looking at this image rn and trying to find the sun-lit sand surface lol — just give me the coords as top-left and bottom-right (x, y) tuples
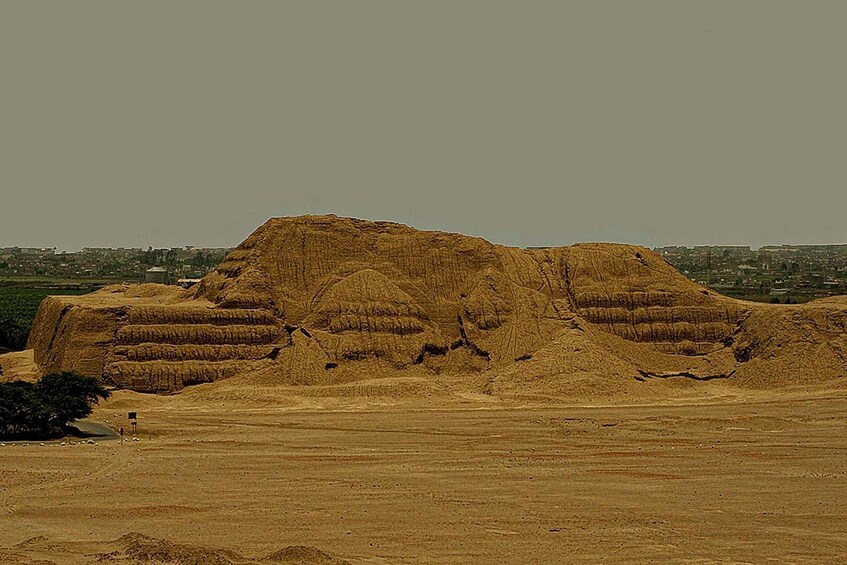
(2, 388), (846, 564)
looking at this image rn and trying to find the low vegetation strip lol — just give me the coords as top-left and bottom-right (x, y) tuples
(0, 287), (90, 351)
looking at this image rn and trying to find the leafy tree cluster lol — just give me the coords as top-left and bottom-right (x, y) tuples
(0, 318), (29, 351)
(0, 372), (110, 439)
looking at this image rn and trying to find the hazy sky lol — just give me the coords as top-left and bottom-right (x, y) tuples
(1, 2), (845, 251)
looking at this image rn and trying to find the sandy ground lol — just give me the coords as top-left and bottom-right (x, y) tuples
(2, 390), (847, 564)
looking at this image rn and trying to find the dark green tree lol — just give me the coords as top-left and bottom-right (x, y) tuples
(0, 318), (30, 351)
(0, 381), (50, 437)
(0, 372), (110, 439)
(36, 372), (111, 431)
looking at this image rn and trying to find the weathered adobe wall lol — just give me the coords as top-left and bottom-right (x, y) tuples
(27, 296), (121, 379)
(26, 293), (281, 393)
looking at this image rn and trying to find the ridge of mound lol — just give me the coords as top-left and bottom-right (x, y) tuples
(7, 215), (845, 397)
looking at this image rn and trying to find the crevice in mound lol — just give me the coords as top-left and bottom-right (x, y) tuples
(722, 316), (747, 348)
(734, 339), (758, 363)
(45, 304), (72, 356)
(114, 305), (129, 323)
(267, 346), (283, 360)
(413, 343), (449, 364)
(456, 314), (491, 361)
(534, 254), (569, 320)
(340, 350), (371, 361)
(284, 324), (313, 338)
(299, 229), (308, 287)
(634, 369), (736, 382)
(833, 344), (846, 366)
(562, 256), (577, 310)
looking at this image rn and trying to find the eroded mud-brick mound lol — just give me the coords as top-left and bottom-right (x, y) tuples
(17, 215), (847, 395)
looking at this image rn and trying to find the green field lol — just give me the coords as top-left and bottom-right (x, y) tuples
(0, 275), (124, 287)
(0, 287), (92, 351)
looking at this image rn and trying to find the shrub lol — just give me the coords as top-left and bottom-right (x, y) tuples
(0, 372), (110, 439)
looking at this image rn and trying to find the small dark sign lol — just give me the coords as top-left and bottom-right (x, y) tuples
(128, 412), (137, 420)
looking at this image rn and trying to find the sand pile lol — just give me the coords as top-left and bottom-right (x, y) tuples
(0, 533), (349, 564)
(5, 215), (845, 397)
(118, 532), (239, 564)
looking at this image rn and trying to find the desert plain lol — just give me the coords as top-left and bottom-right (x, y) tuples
(2, 381), (847, 564)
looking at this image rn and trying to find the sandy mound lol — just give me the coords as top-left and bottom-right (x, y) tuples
(8, 215), (845, 399)
(0, 533), (349, 564)
(118, 532), (240, 564)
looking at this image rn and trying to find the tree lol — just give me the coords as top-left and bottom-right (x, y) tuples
(0, 318), (29, 351)
(0, 372), (110, 439)
(0, 381), (50, 437)
(36, 372), (111, 431)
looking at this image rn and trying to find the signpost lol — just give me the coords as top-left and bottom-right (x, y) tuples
(128, 412), (137, 435)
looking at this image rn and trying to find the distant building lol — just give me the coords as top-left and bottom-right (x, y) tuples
(145, 266), (169, 284)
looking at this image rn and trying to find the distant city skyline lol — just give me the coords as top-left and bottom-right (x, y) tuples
(4, 225), (846, 305)
(4, 236), (847, 255)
